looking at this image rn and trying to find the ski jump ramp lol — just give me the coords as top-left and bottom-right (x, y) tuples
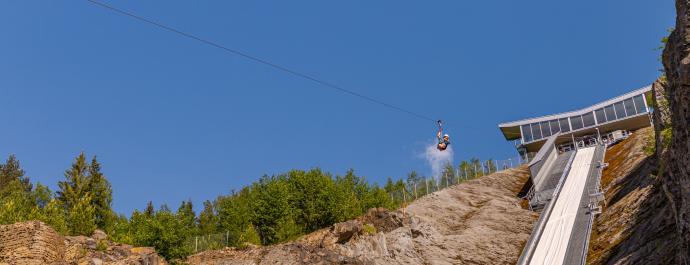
(528, 146), (596, 265)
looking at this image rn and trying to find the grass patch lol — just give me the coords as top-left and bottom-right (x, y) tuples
(362, 224), (377, 235)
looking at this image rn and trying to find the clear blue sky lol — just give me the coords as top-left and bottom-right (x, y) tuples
(0, 1), (674, 215)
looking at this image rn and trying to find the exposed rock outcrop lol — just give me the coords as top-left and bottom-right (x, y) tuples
(587, 128), (678, 265)
(0, 221), (166, 265)
(661, 0), (690, 262)
(0, 221), (65, 264)
(187, 167), (537, 265)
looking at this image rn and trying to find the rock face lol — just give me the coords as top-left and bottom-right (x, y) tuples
(187, 167), (537, 265)
(587, 128), (679, 264)
(0, 221), (167, 265)
(0, 221), (65, 264)
(661, 0), (690, 263)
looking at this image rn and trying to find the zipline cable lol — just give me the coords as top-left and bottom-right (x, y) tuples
(85, 0), (437, 122)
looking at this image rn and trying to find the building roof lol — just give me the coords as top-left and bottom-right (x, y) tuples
(498, 85), (652, 141)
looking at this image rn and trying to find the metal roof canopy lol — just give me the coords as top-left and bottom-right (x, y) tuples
(498, 85), (652, 141)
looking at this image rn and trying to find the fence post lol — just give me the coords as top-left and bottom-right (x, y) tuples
(226, 231), (229, 247)
(195, 236), (198, 252)
(414, 182), (418, 199)
(425, 177), (429, 194)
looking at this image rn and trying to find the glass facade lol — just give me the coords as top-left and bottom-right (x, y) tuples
(604, 105), (616, 121)
(570, 115), (584, 130)
(550, 120), (560, 134)
(518, 91), (650, 144)
(522, 125), (532, 142)
(559, 118), (570, 132)
(614, 102), (627, 118)
(582, 112), (596, 127)
(541, 121), (552, 137)
(531, 123), (542, 140)
(633, 95), (647, 114)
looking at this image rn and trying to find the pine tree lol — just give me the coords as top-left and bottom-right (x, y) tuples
(86, 156), (114, 230)
(67, 193), (97, 235)
(144, 201), (155, 217)
(57, 153), (90, 210)
(0, 155), (31, 192)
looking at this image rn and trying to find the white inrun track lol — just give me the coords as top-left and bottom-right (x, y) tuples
(529, 147), (595, 265)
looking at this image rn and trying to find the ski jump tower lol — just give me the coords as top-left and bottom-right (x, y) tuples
(498, 85), (654, 265)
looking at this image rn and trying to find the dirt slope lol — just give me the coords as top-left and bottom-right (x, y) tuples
(586, 128), (679, 265)
(187, 166), (537, 265)
(0, 221), (166, 265)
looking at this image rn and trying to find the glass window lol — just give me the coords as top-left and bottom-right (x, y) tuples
(582, 112), (596, 127)
(541, 121), (552, 137)
(605, 105), (616, 121)
(624, 98), (636, 116)
(571, 115), (584, 130)
(522, 124), (533, 143)
(633, 95), (647, 114)
(550, 120), (560, 135)
(614, 101), (627, 118)
(559, 118), (570, 132)
(531, 123), (542, 140)
(595, 108), (606, 124)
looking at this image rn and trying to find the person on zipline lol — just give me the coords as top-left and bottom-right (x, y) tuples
(436, 120), (450, 151)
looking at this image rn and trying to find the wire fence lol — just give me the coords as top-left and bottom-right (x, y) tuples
(185, 152), (537, 254)
(185, 232), (230, 253)
(387, 153), (535, 204)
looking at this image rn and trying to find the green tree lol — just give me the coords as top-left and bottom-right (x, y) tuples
(57, 153), (98, 235)
(86, 156), (114, 230)
(251, 176), (301, 244)
(177, 199), (197, 234)
(216, 189), (254, 247)
(0, 180), (34, 224)
(0, 155), (31, 192)
(66, 193), (97, 235)
(198, 200), (218, 235)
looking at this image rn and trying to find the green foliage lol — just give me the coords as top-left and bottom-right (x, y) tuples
(96, 240), (108, 251)
(58, 153), (115, 235)
(198, 200), (218, 235)
(86, 156), (114, 230)
(67, 194), (97, 236)
(362, 223), (377, 235)
(0, 155), (32, 193)
(128, 205), (192, 261)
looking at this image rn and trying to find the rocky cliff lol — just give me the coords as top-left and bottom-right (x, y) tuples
(0, 221), (166, 265)
(661, 0), (690, 262)
(187, 167), (538, 265)
(586, 128), (679, 264)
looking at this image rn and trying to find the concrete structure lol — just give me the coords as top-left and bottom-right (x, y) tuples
(510, 85), (653, 265)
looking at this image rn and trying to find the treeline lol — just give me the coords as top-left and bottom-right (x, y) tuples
(0, 153), (506, 262)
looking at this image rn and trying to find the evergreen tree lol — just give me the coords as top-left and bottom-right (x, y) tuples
(57, 153), (90, 211)
(0, 155), (31, 192)
(86, 156), (114, 230)
(66, 193), (97, 235)
(144, 201), (155, 217)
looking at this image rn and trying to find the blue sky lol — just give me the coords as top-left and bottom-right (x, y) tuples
(0, 1), (674, 215)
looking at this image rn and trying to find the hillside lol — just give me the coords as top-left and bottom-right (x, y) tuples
(187, 166), (538, 265)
